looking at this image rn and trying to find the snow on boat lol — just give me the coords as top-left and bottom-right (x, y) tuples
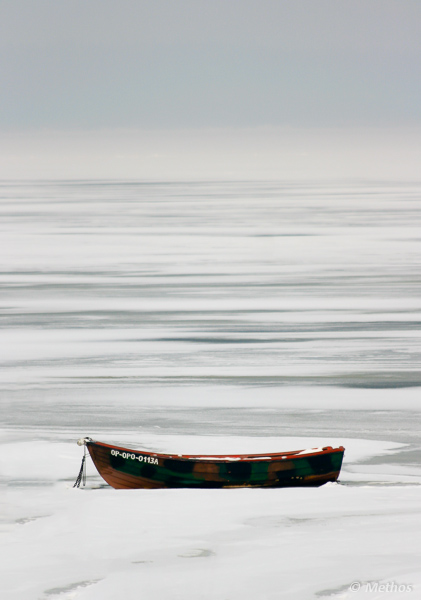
(75, 438), (345, 489)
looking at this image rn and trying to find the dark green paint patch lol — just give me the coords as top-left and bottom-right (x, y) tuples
(224, 461), (252, 480)
(140, 464), (157, 479)
(306, 454), (334, 475)
(163, 459), (194, 474)
(110, 454), (125, 469)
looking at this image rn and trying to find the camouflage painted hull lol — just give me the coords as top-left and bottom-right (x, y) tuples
(81, 438), (345, 489)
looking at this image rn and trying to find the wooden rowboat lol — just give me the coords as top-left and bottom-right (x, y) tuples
(75, 437), (344, 489)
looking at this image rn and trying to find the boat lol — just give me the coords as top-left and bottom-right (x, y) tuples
(75, 437), (345, 489)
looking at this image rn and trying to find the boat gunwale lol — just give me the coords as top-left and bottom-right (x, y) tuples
(86, 439), (345, 464)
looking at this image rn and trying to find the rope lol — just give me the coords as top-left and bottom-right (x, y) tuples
(73, 444), (87, 488)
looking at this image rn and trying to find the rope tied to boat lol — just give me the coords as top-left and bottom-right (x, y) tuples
(73, 437), (92, 488)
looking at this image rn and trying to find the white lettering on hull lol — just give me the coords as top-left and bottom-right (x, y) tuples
(110, 449), (159, 465)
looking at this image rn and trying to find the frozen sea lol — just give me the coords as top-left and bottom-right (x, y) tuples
(1, 179), (421, 599)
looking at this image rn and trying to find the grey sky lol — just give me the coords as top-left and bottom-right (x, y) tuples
(1, 0), (420, 130)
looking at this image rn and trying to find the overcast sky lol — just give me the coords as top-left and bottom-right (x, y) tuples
(1, 0), (420, 131)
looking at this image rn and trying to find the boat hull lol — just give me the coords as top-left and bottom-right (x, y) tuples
(84, 440), (344, 489)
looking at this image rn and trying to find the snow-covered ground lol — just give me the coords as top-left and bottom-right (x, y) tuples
(1, 179), (420, 599)
(1, 428), (421, 600)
